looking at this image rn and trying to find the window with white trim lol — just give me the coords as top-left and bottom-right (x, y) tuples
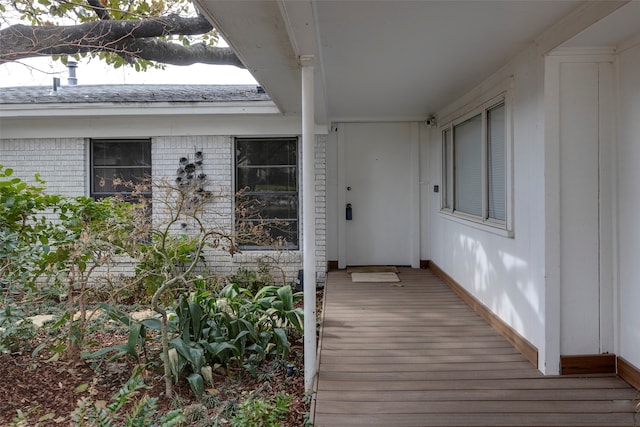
(441, 97), (511, 232)
(235, 137), (299, 250)
(90, 139), (151, 201)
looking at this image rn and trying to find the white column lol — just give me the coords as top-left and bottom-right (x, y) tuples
(301, 55), (317, 391)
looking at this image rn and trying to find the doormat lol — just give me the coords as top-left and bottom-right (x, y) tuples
(351, 272), (400, 283)
(346, 266), (399, 273)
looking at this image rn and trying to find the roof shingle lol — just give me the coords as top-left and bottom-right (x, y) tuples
(0, 84), (270, 105)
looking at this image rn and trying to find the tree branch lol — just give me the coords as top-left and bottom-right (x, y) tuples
(123, 38), (244, 67)
(86, 0), (111, 21)
(0, 14), (244, 68)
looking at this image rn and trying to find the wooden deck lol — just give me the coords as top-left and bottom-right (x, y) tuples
(312, 268), (638, 427)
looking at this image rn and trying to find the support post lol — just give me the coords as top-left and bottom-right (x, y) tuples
(301, 55), (317, 391)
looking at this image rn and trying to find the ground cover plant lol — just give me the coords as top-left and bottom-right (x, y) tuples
(0, 163), (317, 426)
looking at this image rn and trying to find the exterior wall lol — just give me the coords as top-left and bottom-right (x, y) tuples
(0, 138), (86, 197)
(615, 37), (640, 370)
(428, 44), (549, 371)
(0, 116), (327, 285)
(545, 51), (616, 358)
(325, 128), (339, 265)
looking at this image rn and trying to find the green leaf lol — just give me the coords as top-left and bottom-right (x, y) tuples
(170, 337), (204, 372)
(74, 383), (89, 393)
(82, 344), (129, 359)
(186, 373), (204, 399)
(188, 300), (203, 338)
(98, 302), (132, 326)
(277, 285), (294, 311)
(140, 317), (161, 330)
(38, 413), (56, 422)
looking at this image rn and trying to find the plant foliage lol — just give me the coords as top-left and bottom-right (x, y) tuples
(167, 282), (303, 397)
(0, 0), (243, 70)
(70, 365), (185, 426)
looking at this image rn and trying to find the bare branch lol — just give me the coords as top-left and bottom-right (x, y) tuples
(0, 14), (244, 68)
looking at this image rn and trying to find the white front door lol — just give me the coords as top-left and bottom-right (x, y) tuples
(337, 122), (419, 267)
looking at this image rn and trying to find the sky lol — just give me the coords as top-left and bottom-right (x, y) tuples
(0, 56), (258, 88)
(0, 6), (257, 88)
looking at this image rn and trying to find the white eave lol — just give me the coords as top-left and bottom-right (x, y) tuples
(0, 100), (280, 119)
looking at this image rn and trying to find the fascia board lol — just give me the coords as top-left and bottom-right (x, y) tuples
(0, 101), (280, 118)
(194, 0), (301, 115)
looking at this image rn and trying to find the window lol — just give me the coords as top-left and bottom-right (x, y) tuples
(441, 97), (510, 232)
(235, 137), (299, 249)
(90, 139), (151, 201)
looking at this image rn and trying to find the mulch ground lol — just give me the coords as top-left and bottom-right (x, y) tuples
(0, 337), (306, 426)
(0, 288), (324, 426)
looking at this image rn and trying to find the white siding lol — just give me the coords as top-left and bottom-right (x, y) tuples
(558, 61), (601, 355)
(429, 44), (549, 371)
(616, 38), (640, 370)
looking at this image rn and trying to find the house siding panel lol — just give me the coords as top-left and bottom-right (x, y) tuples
(429, 44), (548, 371)
(616, 38), (640, 371)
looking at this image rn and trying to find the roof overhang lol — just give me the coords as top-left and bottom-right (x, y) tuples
(195, 1), (635, 124)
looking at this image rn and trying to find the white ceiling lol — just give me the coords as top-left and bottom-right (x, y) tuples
(196, 1), (637, 124)
(562, 0), (640, 47)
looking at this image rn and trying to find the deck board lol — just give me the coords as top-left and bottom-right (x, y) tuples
(312, 268), (638, 427)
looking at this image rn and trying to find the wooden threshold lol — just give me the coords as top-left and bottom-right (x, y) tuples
(427, 261), (538, 368)
(327, 260), (338, 271)
(560, 354), (617, 375)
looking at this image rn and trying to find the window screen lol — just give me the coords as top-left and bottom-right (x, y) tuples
(235, 137), (299, 249)
(454, 114), (482, 217)
(487, 103), (506, 221)
(90, 139), (151, 201)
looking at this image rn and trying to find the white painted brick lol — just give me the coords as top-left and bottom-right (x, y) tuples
(1, 132), (327, 285)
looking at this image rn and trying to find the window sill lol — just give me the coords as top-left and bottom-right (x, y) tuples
(438, 210), (514, 238)
(233, 250), (302, 264)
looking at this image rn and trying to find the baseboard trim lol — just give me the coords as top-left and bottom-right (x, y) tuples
(327, 261), (339, 271)
(427, 260), (539, 368)
(618, 356), (640, 390)
(560, 354), (616, 375)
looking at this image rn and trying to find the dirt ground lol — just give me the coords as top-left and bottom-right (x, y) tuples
(0, 288), (324, 426)
(0, 338), (307, 426)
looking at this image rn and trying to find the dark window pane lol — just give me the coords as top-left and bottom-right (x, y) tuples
(92, 167), (150, 193)
(92, 141), (151, 167)
(238, 193), (298, 220)
(91, 139), (151, 200)
(237, 166), (297, 192)
(235, 138), (299, 250)
(236, 138), (297, 166)
(238, 219), (298, 248)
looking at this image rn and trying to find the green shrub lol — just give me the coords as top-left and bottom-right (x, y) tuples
(70, 366), (185, 427)
(230, 392), (291, 427)
(167, 281), (303, 397)
(0, 305), (38, 353)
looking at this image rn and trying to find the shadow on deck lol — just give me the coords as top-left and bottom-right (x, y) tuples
(311, 268), (638, 427)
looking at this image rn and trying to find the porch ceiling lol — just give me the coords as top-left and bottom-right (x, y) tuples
(195, 1), (633, 125)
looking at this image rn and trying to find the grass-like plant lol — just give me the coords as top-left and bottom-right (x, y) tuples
(229, 392), (291, 427)
(70, 365), (185, 427)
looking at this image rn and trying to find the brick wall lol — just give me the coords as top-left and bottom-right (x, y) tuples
(1, 135), (327, 285)
(0, 138), (86, 197)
